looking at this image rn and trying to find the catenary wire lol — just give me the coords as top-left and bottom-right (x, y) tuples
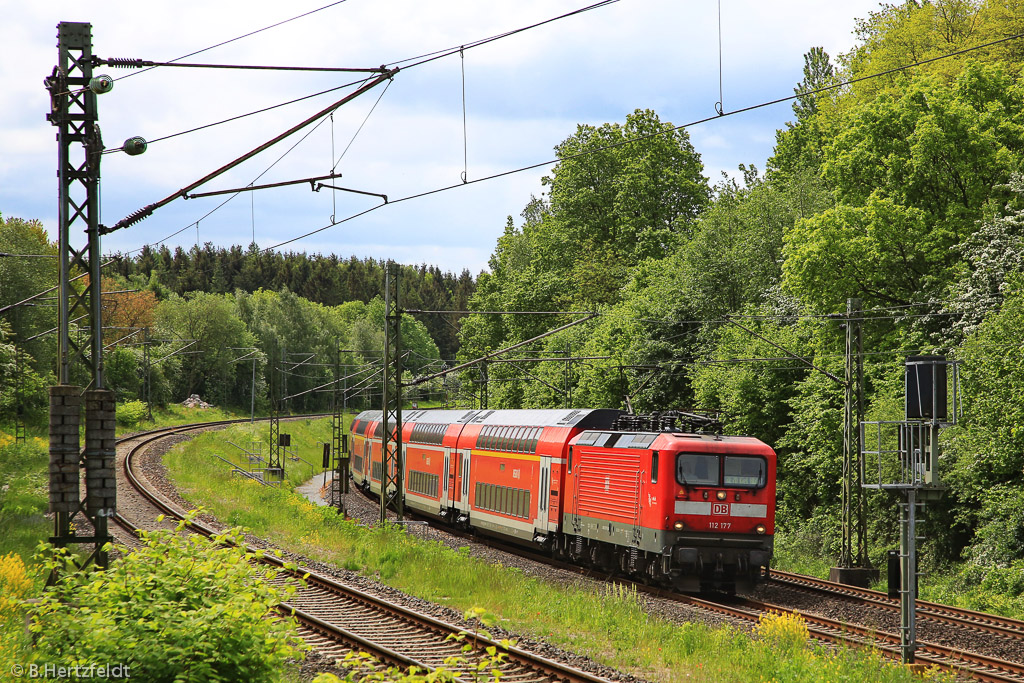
(126, 81), (372, 254)
(263, 28), (1024, 251)
(113, 1), (620, 251)
(110, 0), (353, 83)
(114, 1), (618, 152)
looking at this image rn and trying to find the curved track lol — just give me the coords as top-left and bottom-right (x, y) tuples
(112, 421), (613, 683)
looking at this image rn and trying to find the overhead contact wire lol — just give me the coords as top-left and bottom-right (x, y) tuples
(111, 0), (352, 83)
(265, 28), (1024, 251)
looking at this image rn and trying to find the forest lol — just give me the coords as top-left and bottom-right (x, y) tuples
(0, 244), (468, 419)
(3, 0), (1024, 582)
(455, 0), (1024, 579)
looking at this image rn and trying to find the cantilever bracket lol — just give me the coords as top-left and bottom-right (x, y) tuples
(315, 183), (388, 203)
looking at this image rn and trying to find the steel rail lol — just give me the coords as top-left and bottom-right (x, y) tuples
(771, 569), (1024, 642)
(114, 420), (610, 683)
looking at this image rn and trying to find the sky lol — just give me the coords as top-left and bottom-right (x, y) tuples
(0, 0), (886, 275)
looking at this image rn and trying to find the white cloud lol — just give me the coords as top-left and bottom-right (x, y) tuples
(4, 0), (885, 271)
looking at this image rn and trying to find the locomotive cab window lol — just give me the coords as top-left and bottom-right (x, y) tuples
(676, 453), (718, 486)
(723, 456), (767, 488)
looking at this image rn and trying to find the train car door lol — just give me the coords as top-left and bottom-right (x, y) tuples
(537, 455), (552, 530)
(441, 448), (451, 508)
(456, 448), (472, 513)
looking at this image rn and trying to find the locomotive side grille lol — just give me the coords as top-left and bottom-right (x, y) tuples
(576, 450), (642, 520)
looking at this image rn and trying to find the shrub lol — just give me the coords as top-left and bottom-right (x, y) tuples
(755, 610), (809, 653)
(115, 399), (148, 428)
(0, 552), (33, 673)
(26, 512), (307, 682)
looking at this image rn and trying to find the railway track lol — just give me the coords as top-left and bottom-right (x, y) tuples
(347, 480), (1024, 682)
(112, 421), (613, 683)
(770, 569), (1024, 642)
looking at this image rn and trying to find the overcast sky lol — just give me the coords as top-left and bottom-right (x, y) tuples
(1, 0), (885, 274)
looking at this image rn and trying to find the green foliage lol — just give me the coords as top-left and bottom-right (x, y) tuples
(842, 0), (1024, 103)
(105, 346), (143, 402)
(0, 434), (49, 563)
(783, 195), (933, 308)
(26, 514), (307, 683)
(115, 399), (149, 428)
(0, 215), (58, 378)
(785, 63), (1024, 310)
(156, 291), (258, 406)
(118, 245), (475, 359)
(0, 320), (49, 424)
(458, 109), (711, 409)
(947, 173), (1024, 338)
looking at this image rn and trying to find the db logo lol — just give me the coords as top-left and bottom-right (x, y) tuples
(712, 503), (730, 515)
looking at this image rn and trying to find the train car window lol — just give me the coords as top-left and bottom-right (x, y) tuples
(651, 451), (659, 483)
(513, 427), (526, 452)
(568, 446), (573, 473)
(723, 456), (767, 488)
(676, 453), (719, 486)
(528, 428), (544, 454)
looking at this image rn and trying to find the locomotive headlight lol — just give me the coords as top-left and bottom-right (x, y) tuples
(673, 521), (685, 531)
(716, 491), (727, 501)
(755, 524), (767, 535)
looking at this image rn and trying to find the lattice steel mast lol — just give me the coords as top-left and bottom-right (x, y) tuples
(45, 22), (115, 569)
(380, 262), (403, 522)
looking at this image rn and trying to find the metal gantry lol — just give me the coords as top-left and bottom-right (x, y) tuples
(330, 346), (351, 514)
(840, 298), (869, 571)
(380, 262), (404, 523)
(45, 21), (115, 569)
(862, 355), (956, 663)
(268, 344), (283, 478)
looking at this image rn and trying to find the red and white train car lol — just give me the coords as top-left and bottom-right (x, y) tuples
(349, 408), (775, 592)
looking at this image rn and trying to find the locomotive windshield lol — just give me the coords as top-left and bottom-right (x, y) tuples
(723, 456), (767, 488)
(676, 453), (767, 488)
(676, 454), (719, 486)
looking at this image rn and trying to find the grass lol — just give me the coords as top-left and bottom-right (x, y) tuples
(161, 417), (948, 683)
(0, 403), (272, 579)
(0, 431), (50, 574)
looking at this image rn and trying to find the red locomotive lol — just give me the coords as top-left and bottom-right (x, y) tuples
(349, 408), (775, 592)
